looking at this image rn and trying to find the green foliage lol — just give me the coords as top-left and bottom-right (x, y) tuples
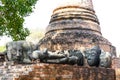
(0, 0), (38, 41)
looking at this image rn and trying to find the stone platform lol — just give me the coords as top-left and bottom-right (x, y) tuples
(17, 63), (116, 80)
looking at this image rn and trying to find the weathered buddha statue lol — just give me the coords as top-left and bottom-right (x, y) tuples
(84, 46), (101, 67)
(30, 49), (84, 66)
(68, 50), (84, 66)
(29, 49), (66, 62)
(5, 41), (36, 63)
(100, 50), (112, 68)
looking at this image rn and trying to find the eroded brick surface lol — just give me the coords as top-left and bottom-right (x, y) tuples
(38, 3), (116, 56)
(17, 63), (116, 80)
(112, 58), (120, 80)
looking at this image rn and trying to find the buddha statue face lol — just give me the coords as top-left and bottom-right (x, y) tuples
(6, 41), (37, 63)
(6, 43), (23, 62)
(100, 51), (112, 68)
(87, 49), (99, 66)
(84, 46), (101, 67)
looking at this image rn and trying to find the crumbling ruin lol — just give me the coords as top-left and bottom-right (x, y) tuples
(39, 0), (116, 57)
(0, 0), (117, 80)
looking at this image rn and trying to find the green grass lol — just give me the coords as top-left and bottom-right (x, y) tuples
(0, 46), (6, 52)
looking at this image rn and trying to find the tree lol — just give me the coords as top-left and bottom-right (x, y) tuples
(0, 0), (38, 41)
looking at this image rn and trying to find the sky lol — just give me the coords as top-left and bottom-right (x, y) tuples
(1, 0), (120, 56)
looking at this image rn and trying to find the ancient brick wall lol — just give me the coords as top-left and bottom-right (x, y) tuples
(112, 58), (120, 68)
(115, 69), (120, 80)
(39, 3), (116, 56)
(112, 58), (120, 80)
(17, 63), (116, 80)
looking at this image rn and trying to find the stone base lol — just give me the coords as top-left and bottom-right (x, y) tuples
(17, 63), (116, 80)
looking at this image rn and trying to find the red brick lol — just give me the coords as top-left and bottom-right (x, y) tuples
(17, 64), (116, 80)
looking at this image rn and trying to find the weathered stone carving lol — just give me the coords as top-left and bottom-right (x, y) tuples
(5, 41), (112, 68)
(30, 49), (84, 66)
(100, 50), (112, 68)
(5, 41), (36, 63)
(84, 46), (101, 67)
(68, 50), (84, 66)
(29, 49), (66, 61)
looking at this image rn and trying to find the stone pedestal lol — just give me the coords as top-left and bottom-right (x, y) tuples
(17, 63), (116, 80)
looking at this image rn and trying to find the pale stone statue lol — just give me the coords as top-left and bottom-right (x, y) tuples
(5, 41), (36, 63)
(100, 50), (112, 68)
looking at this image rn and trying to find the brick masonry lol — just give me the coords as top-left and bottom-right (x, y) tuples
(16, 63), (116, 80)
(39, 5), (116, 56)
(112, 58), (120, 69)
(112, 57), (120, 80)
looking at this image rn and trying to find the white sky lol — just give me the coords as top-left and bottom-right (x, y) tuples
(1, 0), (120, 56)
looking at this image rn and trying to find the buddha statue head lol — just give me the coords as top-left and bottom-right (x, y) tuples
(84, 46), (101, 67)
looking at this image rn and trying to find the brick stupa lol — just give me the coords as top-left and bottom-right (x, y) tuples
(39, 0), (116, 56)
(15, 0), (116, 80)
